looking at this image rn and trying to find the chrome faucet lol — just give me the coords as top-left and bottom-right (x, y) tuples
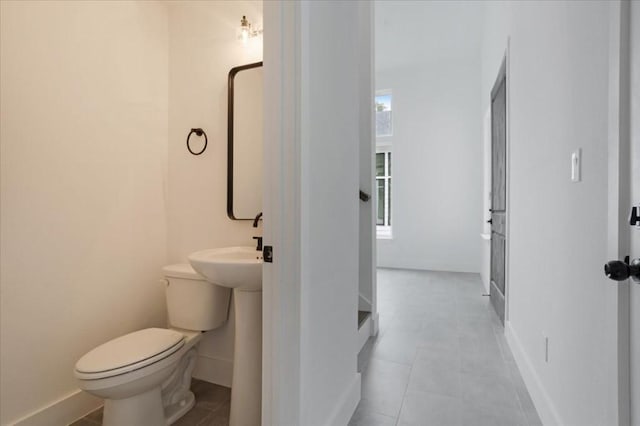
(253, 212), (262, 228)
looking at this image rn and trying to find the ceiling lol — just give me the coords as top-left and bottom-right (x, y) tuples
(375, 0), (485, 71)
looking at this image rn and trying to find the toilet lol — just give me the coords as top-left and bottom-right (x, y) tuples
(74, 264), (231, 426)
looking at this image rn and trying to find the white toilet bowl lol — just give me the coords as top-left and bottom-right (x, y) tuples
(74, 264), (231, 426)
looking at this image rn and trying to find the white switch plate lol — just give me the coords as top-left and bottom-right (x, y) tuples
(544, 336), (549, 363)
(571, 148), (581, 182)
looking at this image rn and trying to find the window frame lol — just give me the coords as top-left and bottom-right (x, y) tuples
(375, 89), (393, 240)
(376, 147), (392, 239)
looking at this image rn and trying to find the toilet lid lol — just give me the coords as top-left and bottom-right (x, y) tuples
(75, 328), (184, 380)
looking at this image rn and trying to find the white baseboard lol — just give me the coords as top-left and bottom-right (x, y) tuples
(377, 264), (481, 274)
(192, 354), (233, 388)
(370, 312), (379, 336)
(505, 321), (563, 426)
(323, 373), (361, 426)
(11, 389), (101, 426)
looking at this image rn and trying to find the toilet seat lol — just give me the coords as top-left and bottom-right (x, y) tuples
(75, 328), (184, 380)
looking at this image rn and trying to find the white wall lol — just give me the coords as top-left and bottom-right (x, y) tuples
(167, 0), (262, 386)
(481, 1), (614, 425)
(375, 1), (484, 273)
(0, 2), (169, 424)
(0, 1), (264, 422)
(375, 63), (483, 273)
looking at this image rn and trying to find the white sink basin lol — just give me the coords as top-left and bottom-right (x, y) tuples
(188, 246), (262, 291)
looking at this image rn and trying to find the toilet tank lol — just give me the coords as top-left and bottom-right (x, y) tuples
(162, 264), (231, 331)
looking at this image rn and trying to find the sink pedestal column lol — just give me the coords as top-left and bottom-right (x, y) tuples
(229, 289), (262, 426)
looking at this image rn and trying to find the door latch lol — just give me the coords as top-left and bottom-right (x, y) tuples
(631, 205), (640, 227)
(263, 245), (273, 263)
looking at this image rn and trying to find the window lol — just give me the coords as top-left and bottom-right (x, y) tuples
(375, 93), (392, 137)
(376, 150), (392, 238)
(375, 90), (393, 239)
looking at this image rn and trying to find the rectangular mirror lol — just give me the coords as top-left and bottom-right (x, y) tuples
(227, 62), (263, 220)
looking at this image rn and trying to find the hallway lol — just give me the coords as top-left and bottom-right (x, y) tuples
(350, 269), (542, 426)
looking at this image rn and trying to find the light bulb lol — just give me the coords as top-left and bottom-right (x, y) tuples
(240, 15), (251, 44)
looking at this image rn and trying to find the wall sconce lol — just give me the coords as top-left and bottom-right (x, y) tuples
(238, 15), (262, 44)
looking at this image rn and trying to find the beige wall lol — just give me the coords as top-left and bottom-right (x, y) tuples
(0, 1), (169, 423)
(166, 0), (262, 384)
(1, 1), (264, 422)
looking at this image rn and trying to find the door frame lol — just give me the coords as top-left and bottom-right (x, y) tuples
(262, 2), (303, 425)
(605, 1), (632, 424)
(262, 2), (373, 425)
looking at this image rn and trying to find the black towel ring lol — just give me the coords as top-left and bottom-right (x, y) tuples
(187, 128), (208, 155)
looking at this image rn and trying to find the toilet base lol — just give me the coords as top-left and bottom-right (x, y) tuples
(102, 388), (195, 426)
(96, 344), (200, 425)
(104, 386), (165, 426)
(166, 390), (195, 425)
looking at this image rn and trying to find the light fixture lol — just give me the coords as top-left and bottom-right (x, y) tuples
(238, 15), (262, 44)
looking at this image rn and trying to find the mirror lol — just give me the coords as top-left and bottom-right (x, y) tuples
(227, 62), (263, 220)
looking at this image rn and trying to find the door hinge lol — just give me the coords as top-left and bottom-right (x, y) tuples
(630, 205), (640, 227)
(263, 245), (273, 263)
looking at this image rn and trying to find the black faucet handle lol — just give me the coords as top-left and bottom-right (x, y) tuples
(253, 212), (263, 228)
(252, 236), (263, 251)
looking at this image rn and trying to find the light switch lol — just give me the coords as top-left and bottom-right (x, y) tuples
(571, 149), (581, 182)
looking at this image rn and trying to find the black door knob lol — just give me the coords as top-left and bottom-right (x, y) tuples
(605, 260), (631, 281)
(487, 219), (493, 224)
(605, 258), (640, 281)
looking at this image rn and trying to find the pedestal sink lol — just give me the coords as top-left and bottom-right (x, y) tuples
(188, 246), (263, 426)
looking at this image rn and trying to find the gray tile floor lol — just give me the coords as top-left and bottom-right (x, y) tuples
(350, 268), (542, 426)
(70, 379), (230, 426)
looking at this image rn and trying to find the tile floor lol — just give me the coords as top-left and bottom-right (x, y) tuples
(72, 268), (540, 426)
(349, 268), (543, 426)
(70, 379), (230, 426)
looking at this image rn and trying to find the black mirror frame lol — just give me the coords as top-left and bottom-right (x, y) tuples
(227, 61), (263, 220)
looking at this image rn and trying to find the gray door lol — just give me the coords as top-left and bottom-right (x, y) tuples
(490, 58), (507, 325)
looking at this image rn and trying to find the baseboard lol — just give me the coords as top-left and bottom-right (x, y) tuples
(505, 321), (564, 426)
(370, 312), (379, 336)
(192, 354), (233, 388)
(376, 264), (481, 274)
(11, 389), (101, 426)
(323, 373), (361, 426)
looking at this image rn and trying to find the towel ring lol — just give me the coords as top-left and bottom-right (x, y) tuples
(187, 128), (208, 155)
